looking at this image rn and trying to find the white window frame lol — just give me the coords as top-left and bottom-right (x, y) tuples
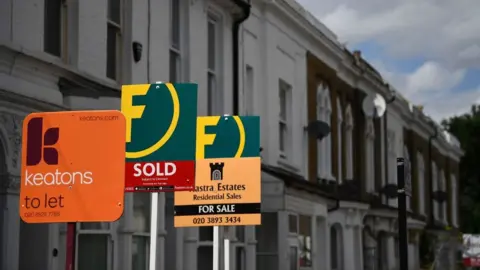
(316, 83), (333, 180)
(417, 151), (426, 215)
(336, 98), (343, 184)
(403, 145), (412, 210)
(451, 174), (458, 227)
(106, 0), (123, 81)
(73, 222), (115, 270)
(44, 0), (69, 60)
(365, 116), (375, 193)
(243, 65), (255, 115)
(432, 162), (439, 220)
(288, 213), (313, 269)
(279, 79), (292, 160)
(207, 11), (223, 115)
(330, 224), (343, 270)
(169, 0), (188, 83)
(345, 104), (354, 180)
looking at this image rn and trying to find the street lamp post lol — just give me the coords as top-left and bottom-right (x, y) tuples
(397, 157), (411, 270)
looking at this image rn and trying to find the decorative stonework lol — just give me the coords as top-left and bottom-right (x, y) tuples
(0, 173), (20, 191)
(0, 112), (22, 170)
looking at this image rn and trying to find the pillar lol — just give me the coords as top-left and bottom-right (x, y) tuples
(343, 226), (356, 270)
(1, 175), (20, 270)
(277, 211), (288, 270)
(245, 226), (256, 270)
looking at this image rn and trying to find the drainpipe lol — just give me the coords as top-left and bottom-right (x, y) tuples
(232, 0), (251, 115)
(428, 125), (438, 226)
(383, 90), (396, 201)
(328, 198), (340, 212)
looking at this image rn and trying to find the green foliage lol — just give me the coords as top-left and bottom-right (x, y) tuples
(442, 104), (480, 233)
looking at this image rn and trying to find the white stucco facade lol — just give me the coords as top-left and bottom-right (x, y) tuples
(0, 0), (464, 270)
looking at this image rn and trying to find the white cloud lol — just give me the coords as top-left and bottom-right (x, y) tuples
(296, 0), (480, 120)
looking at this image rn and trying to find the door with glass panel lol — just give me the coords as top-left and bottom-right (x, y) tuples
(76, 222), (115, 270)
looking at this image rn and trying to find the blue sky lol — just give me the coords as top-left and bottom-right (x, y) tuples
(297, 0), (480, 121)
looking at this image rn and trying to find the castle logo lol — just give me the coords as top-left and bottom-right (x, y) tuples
(209, 162), (224, 181)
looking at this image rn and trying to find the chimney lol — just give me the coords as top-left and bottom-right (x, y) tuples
(353, 50), (361, 59)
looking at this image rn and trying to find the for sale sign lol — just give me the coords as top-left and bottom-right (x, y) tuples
(121, 83), (198, 192)
(174, 115), (261, 227)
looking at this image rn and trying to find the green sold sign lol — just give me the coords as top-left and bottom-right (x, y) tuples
(196, 115), (260, 159)
(121, 83), (198, 162)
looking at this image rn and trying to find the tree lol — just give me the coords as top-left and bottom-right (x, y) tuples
(442, 104), (480, 233)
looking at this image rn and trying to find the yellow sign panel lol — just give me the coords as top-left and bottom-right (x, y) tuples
(174, 157), (261, 227)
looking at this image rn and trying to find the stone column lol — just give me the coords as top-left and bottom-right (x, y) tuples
(183, 227), (198, 270)
(277, 211), (288, 270)
(343, 225), (356, 270)
(1, 174), (20, 270)
(245, 226), (256, 270)
(117, 193), (134, 270)
(157, 193), (166, 270)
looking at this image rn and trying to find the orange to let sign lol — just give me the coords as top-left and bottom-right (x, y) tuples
(19, 111), (126, 223)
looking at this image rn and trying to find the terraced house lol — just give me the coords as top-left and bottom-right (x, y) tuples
(0, 0), (463, 270)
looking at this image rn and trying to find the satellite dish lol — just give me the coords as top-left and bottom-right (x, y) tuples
(362, 93), (387, 118)
(307, 120), (331, 140)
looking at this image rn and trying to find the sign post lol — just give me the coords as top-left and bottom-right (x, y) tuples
(19, 110), (127, 270)
(397, 157), (409, 270)
(121, 82), (198, 270)
(174, 115), (261, 270)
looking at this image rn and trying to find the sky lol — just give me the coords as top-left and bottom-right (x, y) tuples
(297, 0), (480, 122)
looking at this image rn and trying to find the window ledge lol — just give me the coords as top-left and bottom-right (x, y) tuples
(278, 157), (300, 173)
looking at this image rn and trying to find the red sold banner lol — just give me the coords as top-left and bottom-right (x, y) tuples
(125, 161), (195, 192)
(463, 234), (480, 267)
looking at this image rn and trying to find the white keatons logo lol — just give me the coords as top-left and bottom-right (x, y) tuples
(24, 169), (94, 186)
(133, 162), (177, 177)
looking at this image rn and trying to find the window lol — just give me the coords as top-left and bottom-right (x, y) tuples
(345, 104), (354, 180)
(451, 174), (458, 226)
(132, 193), (151, 270)
(439, 170), (447, 223)
(432, 162), (438, 220)
(403, 145), (412, 210)
(44, 0), (68, 59)
(169, 0), (183, 82)
(76, 222), (113, 270)
(417, 152), (426, 214)
(243, 65), (254, 115)
(336, 98), (343, 184)
(330, 224), (343, 270)
(279, 79), (292, 159)
(298, 215), (312, 267)
(288, 214), (298, 234)
(289, 246), (299, 270)
(207, 13), (222, 115)
(365, 116), (375, 193)
(107, 0), (122, 80)
(316, 83), (332, 179)
(257, 213), (279, 270)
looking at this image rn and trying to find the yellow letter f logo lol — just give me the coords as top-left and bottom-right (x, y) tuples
(121, 84), (150, 142)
